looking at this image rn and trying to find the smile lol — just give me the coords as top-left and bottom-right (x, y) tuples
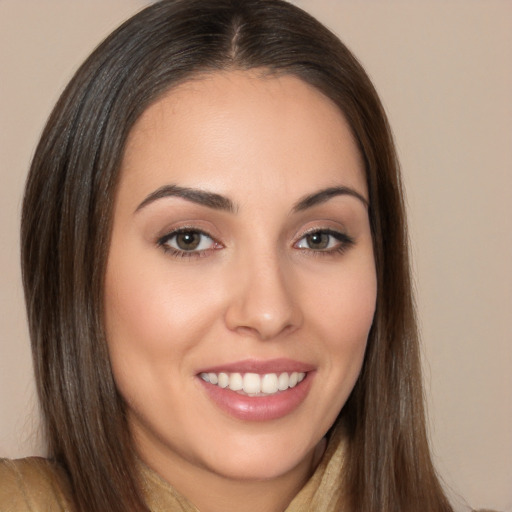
(199, 371), (307, 396)
(197, 359), (315, 421)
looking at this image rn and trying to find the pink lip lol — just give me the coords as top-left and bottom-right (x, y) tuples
(196, 359), (316, 422)
(197, 358), (315, 375)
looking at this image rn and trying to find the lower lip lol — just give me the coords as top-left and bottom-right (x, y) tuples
(198, 373), (314, 422)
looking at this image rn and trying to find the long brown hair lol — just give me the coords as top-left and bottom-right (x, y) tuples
(21, 1), (453, 510)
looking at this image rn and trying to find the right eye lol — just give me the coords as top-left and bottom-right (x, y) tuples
(158, 229), (219, 257)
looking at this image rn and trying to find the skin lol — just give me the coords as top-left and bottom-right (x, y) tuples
(104, 70), (377, 512)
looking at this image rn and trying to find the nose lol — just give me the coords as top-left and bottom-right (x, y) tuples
(224, 253), (303, 340)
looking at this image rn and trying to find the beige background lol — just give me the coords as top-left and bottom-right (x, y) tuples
(0, 1), (510, 511)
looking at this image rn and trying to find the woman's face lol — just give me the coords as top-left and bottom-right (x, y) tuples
(105, 71), (376, 487)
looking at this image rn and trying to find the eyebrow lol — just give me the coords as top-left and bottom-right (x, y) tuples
(135, 185), (236, 213)
(135, 184), (368, 214)
(292, 186), (369, 212)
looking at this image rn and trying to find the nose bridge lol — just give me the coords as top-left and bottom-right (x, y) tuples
(224, 244), (302, 340)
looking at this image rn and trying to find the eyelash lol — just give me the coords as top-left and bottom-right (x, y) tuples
(157, 227), (354, 259)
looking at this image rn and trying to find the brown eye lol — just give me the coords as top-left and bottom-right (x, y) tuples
(175, 231), (201, 250)
(304, 232), (330, 250)
(160, 229), (216, 254)
(295, 229), (354, 253)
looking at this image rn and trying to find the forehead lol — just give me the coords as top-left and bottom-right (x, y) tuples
(118, 70), (366, 207)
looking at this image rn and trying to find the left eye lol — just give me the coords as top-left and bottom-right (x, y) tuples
(160, 230), (215, 252)
(295, 230), (349, 251)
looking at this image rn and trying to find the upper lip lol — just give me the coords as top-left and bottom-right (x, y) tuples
(197, 358), (315, 375)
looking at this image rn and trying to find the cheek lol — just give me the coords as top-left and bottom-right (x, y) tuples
(304, 258), (376, 387)
(306, 259), (377, 344)
(104, 256), (222, 360)
(321, 292), (374, 378)
(330, 278), (376, 338)
(103, 256), (224, 419)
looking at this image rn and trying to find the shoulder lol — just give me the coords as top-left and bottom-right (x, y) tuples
(0, 457), (74, 511)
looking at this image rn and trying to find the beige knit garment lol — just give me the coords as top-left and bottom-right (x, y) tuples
(0, 433), (498, 512)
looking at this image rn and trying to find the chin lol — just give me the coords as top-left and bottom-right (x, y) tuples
(199, 433), (317, 482)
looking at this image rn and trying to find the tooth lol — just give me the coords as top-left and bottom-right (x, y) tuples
(218, 372), (229, 388)
(229, 373), (243, 391)
(278, 372), (289, 390)
(243, 373), (261, 394)
(261, 373), (279, 394)
(202, 370), (307, 393)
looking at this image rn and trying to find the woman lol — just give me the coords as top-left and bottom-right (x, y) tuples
(0, 0), (458, 510)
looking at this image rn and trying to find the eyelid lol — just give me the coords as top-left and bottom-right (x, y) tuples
(294, 224), (348, 241)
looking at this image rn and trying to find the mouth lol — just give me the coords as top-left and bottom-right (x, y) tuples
(199, 371), (306, 396)
(197, 360), (314, 421)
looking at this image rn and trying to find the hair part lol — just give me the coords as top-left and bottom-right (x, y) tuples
(21, 1), (452, 510)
